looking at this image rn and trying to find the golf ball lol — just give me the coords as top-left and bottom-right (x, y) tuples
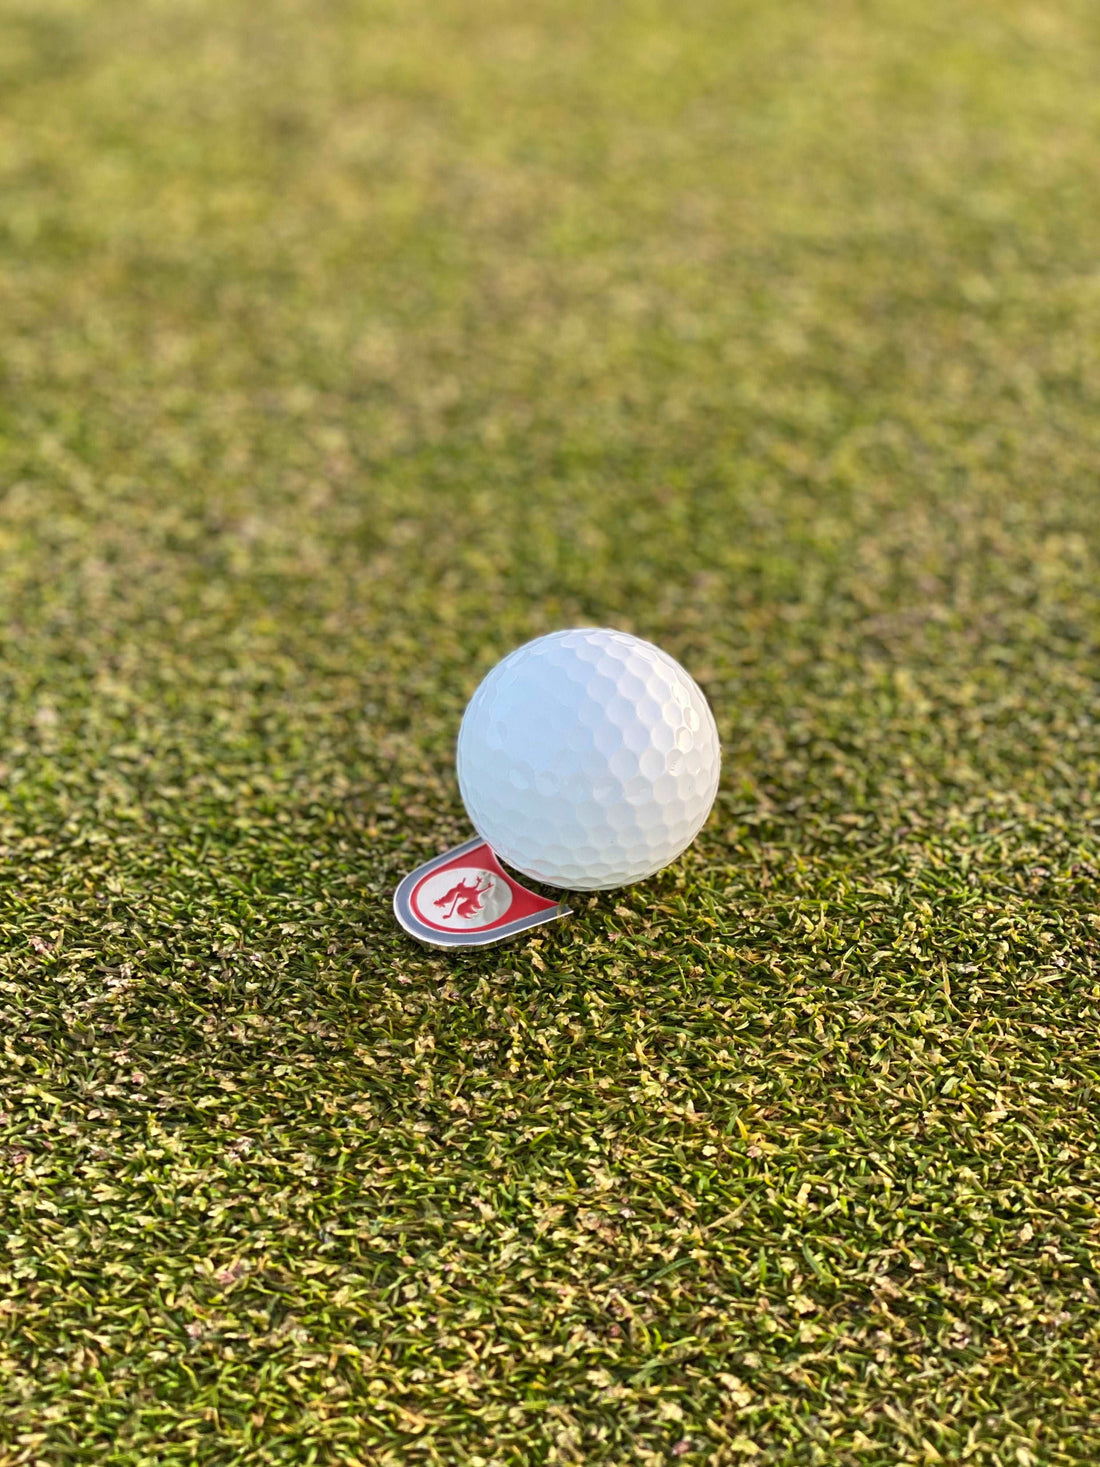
(456, 628), (721, 890)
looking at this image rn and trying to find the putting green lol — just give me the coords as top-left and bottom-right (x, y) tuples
(2, 1), (1099, 1462)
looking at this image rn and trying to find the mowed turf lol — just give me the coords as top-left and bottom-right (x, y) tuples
(3, 0), (1100, 1462)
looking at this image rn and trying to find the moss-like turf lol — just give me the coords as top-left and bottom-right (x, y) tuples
(3, 1), (1100, 1462)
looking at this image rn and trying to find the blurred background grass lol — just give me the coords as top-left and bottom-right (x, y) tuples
(2, 1), (1100, 1463)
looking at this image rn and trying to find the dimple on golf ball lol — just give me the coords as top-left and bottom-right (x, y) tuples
(456, 627), (721, 890)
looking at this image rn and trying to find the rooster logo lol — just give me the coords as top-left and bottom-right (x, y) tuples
(433, 874), (493, 921)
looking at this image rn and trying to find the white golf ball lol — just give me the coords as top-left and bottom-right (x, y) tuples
(456, 627), (721, 890)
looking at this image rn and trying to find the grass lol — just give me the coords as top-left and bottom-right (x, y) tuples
(2, 0), (1100, 1461)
